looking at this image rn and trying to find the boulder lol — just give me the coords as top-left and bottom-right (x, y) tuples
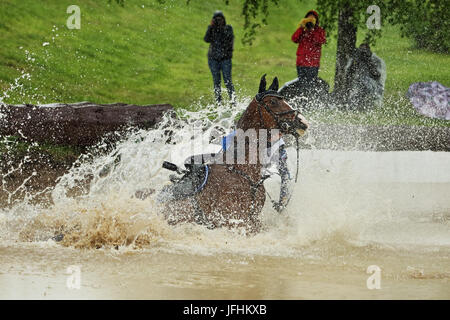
(0, 102), (173, 147)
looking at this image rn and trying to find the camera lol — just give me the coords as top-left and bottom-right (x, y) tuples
(305, 22), (314, 30)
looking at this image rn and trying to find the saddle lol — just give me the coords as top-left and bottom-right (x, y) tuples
(158, 162), (209, 201)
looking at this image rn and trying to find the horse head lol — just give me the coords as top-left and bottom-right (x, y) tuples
(238, 74), (309, 137)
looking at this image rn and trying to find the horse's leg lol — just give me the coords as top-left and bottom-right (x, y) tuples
(242, 188), (265, 234)
(247, 209), (263, 233)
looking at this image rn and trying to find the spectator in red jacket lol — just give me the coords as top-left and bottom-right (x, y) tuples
(291, 10), (326, 84)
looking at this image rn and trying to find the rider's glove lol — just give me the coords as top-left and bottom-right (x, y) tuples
(272, 195), (288, 213)
(272, 200), (284, 213)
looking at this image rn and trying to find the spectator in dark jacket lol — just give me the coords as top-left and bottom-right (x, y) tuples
(344, 43), (386, 110)
(291, 10), (326, 84)
(204, 11), (235, 105)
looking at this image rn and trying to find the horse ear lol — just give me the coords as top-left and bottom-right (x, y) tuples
(268, 77), (279, 92)
(258, 74), (267, 93)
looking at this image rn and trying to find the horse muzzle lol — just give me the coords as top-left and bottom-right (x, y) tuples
(280, 113), (309, 137)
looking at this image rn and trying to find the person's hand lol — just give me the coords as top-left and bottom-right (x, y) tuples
(272, 200), (284, 213)
(298, 18), (309, 29)
(272, 195), (289, 213)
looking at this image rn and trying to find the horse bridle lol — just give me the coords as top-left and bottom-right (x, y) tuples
(255, 92), (302, 183)
(255, 92), (302, 139)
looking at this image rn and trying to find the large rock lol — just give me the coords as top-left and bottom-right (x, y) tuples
(0, 102), (173, 146)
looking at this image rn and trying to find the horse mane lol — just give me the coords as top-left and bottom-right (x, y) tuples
(236, 98), (259, 129)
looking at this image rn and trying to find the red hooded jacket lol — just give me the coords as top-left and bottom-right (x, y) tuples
(291, 10), (326, 67)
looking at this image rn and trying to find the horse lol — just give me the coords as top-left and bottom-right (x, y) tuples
(157, 75), (309, 233)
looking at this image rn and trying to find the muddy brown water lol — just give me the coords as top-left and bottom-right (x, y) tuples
(1, 150), (449, 299)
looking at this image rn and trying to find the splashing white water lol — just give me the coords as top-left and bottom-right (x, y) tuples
(1, 96), (449, 258)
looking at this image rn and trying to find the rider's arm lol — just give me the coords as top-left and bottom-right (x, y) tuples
(291, 27), (305, 43)
(276, 145), (291, 210)
(204, 25), (213, 43)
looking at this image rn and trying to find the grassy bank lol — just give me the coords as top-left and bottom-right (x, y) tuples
(0, 0), (449, 127)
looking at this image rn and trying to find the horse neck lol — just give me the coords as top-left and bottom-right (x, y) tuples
(229, 99), (265, 181)
(237, 99), (263, 131)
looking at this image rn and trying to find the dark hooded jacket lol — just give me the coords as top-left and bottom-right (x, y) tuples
(291, 10), (326, 67)
(204, 11), (234, 61)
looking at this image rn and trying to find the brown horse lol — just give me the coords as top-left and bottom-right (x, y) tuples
(160, 75), (309, 233)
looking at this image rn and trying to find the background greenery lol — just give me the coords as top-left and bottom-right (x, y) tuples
(390, 0), (449, 53)
(0, 0), (449, 127)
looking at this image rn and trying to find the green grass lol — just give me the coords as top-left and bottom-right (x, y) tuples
(0, 0), (449, 127)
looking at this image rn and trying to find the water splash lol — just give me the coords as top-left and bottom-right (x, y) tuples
(1, 91), (449, 258)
